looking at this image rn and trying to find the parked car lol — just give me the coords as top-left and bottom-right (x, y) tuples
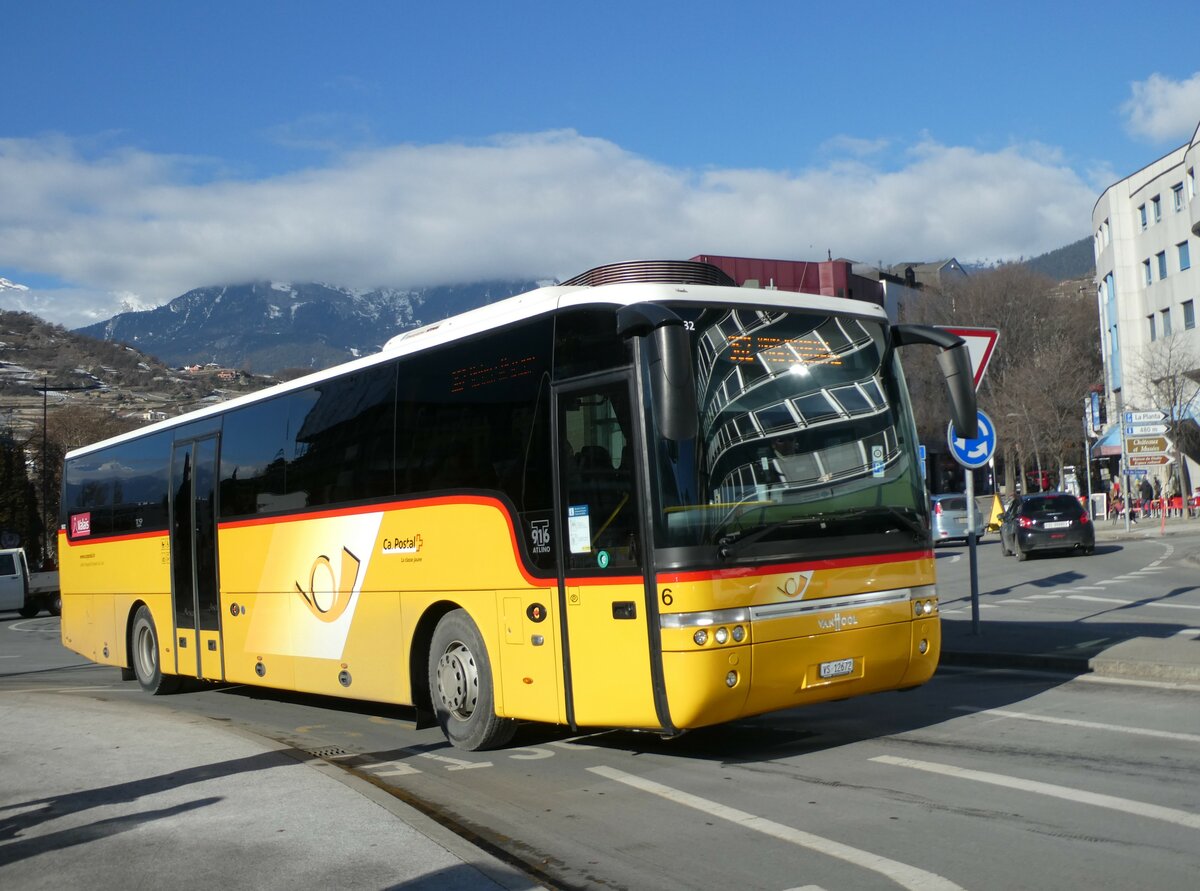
(930, 493), (987, 545)
(1000, 492), (1094, 560)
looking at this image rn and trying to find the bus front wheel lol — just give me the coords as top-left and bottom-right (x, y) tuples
(131, 605), (181, 695)
(428, 609), (515, 751)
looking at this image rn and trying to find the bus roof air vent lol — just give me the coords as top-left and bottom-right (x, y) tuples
(561, 260), (735, 288)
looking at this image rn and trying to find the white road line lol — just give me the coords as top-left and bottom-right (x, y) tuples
(1026, 594), (1062, 600)
(1176, 628), (1200, 637)
(871, 756), (1200, 830)
(952, 706), (1200, 744)
(369, 760), (422, 777)
(1067, 594), (1132, 605)
(1148, 602), (1200, 611)
(587, 765), (965, 891)
(1070, 586), (1106, 592)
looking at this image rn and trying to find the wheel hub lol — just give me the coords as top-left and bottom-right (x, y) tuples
(435, 641), (478, 720)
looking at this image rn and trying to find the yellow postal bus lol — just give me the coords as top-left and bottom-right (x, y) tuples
(59, 260), (974, 749)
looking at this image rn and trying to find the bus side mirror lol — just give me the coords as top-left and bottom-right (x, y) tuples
(617, 305), (699, 442)
(892, 324), (977, 438)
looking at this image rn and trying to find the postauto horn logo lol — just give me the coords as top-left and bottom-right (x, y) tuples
(295, 547), (362, 623)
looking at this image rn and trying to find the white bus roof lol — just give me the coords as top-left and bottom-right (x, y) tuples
(66, 279), (887, 460)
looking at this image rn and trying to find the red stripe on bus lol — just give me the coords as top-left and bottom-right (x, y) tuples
(61, 528), (167, 547)
(218, 495), (555, 588)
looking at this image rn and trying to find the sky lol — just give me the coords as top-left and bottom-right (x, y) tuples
(3, 1), (1200, 329)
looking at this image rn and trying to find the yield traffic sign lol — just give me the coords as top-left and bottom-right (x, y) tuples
(940, 327), (999, 391)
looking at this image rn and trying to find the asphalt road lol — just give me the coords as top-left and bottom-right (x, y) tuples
(3, 531), (1198, 890)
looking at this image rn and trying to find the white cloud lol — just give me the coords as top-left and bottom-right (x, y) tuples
(1121, 72), (1200, 143)
(0, 130), (1096, 328)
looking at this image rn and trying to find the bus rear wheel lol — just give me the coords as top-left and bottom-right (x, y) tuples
(428, 609), (515, 751)
(131, 605), (181, 695)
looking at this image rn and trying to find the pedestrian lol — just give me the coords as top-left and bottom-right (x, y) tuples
(1135, 478), (1150, 519)
(1153, 477), (1162, 500)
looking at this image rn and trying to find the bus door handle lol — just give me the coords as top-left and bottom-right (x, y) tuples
(612, 601), (637, 620)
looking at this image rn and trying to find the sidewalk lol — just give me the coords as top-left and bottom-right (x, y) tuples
(941, 513), (1200, 683)
(0, 691), (541, 891)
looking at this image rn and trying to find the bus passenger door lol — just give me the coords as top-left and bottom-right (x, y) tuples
(169, 435), (224, 680)
(555, 378), (662, 731)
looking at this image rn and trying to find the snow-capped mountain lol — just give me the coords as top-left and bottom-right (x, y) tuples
(75, 279), (540, 373)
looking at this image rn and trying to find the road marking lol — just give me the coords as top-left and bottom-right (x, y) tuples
(1176, 628), (1200, 637)
(587, 765), (965, 891)
(871, 756), (1200, 830)
(370, 760), (422, 777)
(1148, 602), (1200, 611)
(952, 706), (1200, 744)
(1067, 594), (1131, 605)
(1070, 586), (1105, 592)
(1025, 594), (1062, 600)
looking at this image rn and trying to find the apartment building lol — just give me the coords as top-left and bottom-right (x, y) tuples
(1092, 120), (1200, 483)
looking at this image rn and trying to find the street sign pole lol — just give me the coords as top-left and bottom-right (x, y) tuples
(966, 467), (979, 635)
(948, 409), (996, 637)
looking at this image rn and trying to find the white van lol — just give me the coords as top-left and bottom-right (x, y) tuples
(0, 548), (60, 618)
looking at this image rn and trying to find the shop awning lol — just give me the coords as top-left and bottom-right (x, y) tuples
(1090, 424), (1122, 458)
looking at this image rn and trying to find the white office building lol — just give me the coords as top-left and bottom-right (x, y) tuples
(1092, 120), (1200, 489)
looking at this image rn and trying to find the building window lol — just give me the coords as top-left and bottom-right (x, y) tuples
(1152, 195), (1162, 222)
(1139, 204), (1148, 230)
(1162, 308), (1172, 336)
(1157, 251), (1168, 279)
(1148, 314), (1157, 341)
(1189, 168), (1196, 200)
(1180, 241), (1192, 271)
(1183, 299), (1196, 330)
(1143, 258), (1153, 285)
(1174, 183), (1185, 211)
(1103, 219), (1110, 245)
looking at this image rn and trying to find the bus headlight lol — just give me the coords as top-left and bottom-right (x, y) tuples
(731, 625), (746, 642)
(714, 627), (729, 645)
(726, 671), (738, 687)
(694, 629), (709, 646)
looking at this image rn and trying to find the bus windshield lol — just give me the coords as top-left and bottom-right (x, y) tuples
(648, 304), (929, 564)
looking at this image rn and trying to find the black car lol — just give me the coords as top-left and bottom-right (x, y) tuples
(1000, 492), (1095, 560)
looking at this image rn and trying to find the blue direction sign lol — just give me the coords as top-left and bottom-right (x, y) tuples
(947, 409), (997, 469)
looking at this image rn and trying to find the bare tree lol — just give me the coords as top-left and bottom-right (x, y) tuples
(1130, 333), (1200, 499)
(902, 266), (1102, 495)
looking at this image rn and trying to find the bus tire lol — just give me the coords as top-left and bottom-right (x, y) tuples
(17, 604), (39, 619)
(428, 609), (516, 751)
(131, 605), (181, 695)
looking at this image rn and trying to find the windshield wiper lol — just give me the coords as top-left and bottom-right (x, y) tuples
(716, 507), (926, 561)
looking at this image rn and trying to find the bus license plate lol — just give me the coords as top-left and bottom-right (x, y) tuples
(819, 658), (855, 679)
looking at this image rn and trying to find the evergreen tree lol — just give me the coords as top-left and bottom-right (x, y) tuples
(0, 435), (43, 558)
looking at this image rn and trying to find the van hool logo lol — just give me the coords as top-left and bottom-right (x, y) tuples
(818, 612), (858, 632)
(382, 533), (423, 555)
(295, 547), (361, 623)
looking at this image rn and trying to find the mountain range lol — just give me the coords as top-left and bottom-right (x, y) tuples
(8, 238), (1097, 377)
(75, 279), (541, 374)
